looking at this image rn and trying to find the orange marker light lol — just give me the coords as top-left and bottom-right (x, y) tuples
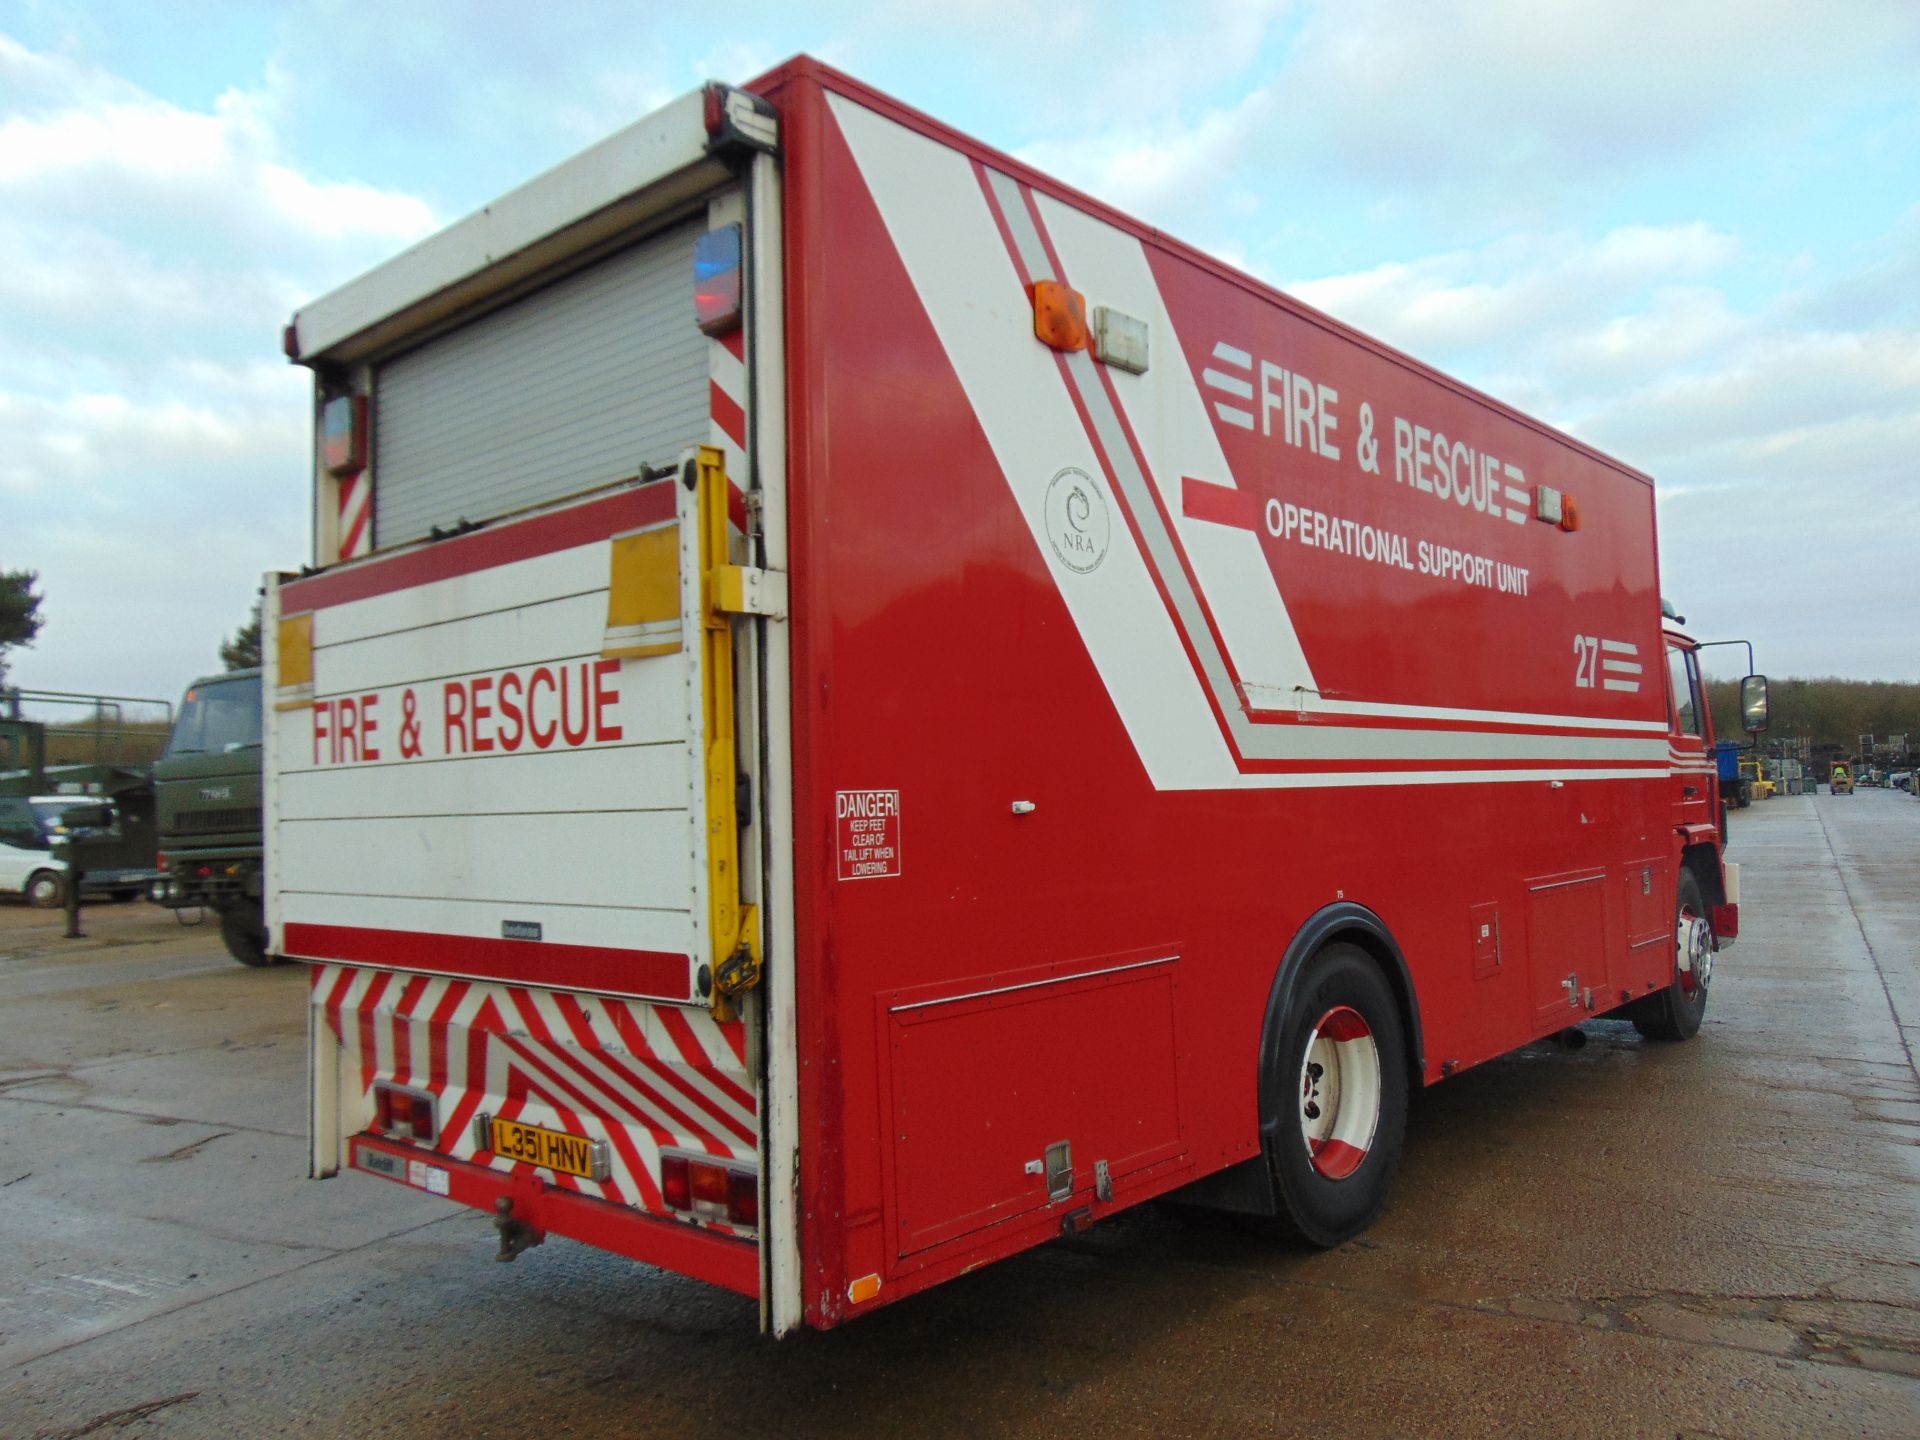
(1559, 495), (1582, 531)
(1031, 279), (1088, 352)
(847, 1273), (882, 1305)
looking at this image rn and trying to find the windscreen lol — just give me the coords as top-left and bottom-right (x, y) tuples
(29, 798), (116, 838)
(165, 675), (263, 757)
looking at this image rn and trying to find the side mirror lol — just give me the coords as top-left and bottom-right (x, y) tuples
(1740, 674), (1770, 733)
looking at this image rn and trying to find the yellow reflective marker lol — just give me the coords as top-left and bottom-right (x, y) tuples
(603, 525), (683, 658)
(275, 612), (314, 711)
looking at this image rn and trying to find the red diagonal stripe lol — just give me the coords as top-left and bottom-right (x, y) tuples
(496, 1033), (662, 1209)
(559, 995), (750, 1152)
(323, 963), (357, 1044)
(1180, 475), (1261, 531)
(599, 1001), (752, 1149)
(503, 1056), (624, 1205)
(427, 980), (469, 1095)
(710, 379), (747, 450)
(356, 969), (394, 1094)
(654, 1005), (756, 1114)
(507, 991), (729, 1153)
(436, 994), (504, 1152)
(391, 974), (430, 1086)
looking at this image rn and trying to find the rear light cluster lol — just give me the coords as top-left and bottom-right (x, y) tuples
(371, 1082), (438, 1145)
(659, 1151), (758, 1228)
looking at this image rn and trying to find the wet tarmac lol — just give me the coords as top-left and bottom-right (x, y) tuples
(2, 793), (1916, 1438)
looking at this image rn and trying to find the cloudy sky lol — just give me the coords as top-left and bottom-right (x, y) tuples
(2, 0), (1916, 709)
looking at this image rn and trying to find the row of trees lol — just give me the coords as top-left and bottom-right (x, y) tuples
(1703, 676), (1920, 760)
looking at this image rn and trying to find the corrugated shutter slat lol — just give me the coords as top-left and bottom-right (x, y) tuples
(373, 219), (708, 546)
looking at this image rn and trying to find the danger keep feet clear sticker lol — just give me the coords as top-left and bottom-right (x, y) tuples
(836, 789), (902, 880)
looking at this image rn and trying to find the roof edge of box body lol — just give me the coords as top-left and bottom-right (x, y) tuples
(290, 84), (777, 367)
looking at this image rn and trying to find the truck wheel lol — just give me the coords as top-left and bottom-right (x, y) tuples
(218, 907), (280, 967)
(1260, 942), (1408, 1247)
(26, 870), (66, 909)
(1629, 868), (1711, 1042)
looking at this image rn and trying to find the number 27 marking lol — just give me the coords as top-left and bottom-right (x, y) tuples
(1572, 634), (1601, 688)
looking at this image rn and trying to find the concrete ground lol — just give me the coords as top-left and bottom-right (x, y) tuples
(2, 793), (1916, 1439)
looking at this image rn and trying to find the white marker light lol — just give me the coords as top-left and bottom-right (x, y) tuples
(1091, 305), (1149, 374)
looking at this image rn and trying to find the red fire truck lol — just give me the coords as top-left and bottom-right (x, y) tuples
(268, 57), (1770, 1334)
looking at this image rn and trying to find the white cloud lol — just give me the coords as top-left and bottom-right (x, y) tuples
(1007, 1), (1920, 249)
(0, 69), (436, 248)
(1287, 223), (1741, 361)
(0, 31), (430, 698)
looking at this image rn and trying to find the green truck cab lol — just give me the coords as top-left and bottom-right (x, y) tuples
(151, 669), (277, 965)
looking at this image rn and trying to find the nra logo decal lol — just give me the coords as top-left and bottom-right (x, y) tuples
(1044, 466), (1110, 575)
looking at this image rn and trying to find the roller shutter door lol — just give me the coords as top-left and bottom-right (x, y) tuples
(372, 217), (708, 547)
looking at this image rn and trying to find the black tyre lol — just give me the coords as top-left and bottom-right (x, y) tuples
(25, 869), (66, 909)
(111, 889), (139, 903)
(1628, 867), (1711, 1041)
(218, 906), (280, 968)
(1259, 942), (1409, 1247)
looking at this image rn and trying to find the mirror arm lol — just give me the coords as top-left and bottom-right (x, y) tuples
(1693, 637), (1769, 740)
(1692, 638), (1756, 673)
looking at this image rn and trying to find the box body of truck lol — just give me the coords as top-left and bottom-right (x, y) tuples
(271, 59), (1735, 1335)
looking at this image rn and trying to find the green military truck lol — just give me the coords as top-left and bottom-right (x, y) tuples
(151, 668), (278, 966)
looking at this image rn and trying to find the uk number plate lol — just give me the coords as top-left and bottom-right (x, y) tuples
(490, 1116), (599, 1179)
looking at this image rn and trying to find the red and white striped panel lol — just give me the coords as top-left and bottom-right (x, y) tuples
(339, 470), (372, 560)
(710, 323), (747, 484)
(709, 304), (753, 537)
(314, 963), (757, 1233)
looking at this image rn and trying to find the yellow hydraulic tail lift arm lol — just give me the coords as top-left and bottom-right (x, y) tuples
(694, 445), (768, 1023)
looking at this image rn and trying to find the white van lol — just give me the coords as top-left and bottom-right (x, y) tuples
(0, 796), (69, 907)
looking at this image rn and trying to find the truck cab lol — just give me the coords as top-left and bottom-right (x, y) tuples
(151, 669), (275, 964)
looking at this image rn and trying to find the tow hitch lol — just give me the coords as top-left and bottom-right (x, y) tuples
(493, 1197), (545, 1263)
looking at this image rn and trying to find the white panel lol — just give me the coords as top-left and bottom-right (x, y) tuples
(318, 591), (607, 689)
(374, 222), (708, 546)
(280, 743), (687, 820)
(282, 891), (691, 956)
(280, 810), (691, 912)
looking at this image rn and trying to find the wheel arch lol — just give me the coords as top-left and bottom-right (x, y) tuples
(1257, 904), (1425, 1143)
(1680, 842), (1723, 911)
(1165, 901), (1423, 1219)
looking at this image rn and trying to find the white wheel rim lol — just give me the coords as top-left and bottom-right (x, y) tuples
(1299, 1005), (1382, 1180)
(1677, 906), (1712, 996)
